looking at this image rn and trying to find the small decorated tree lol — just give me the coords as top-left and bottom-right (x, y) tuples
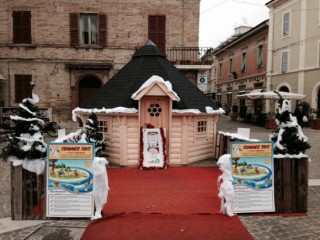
(271, 92), (310, 155)
(84, 112), (106, 157)
(0, 83), (46, 174)
(271, 91), (310, 213)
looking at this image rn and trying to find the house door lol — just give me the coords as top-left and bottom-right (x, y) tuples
(140, 96), (170, 140)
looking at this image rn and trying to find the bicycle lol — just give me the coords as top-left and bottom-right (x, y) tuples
(41, 119), (61, 137)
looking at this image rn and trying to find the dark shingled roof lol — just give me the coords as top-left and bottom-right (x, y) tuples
(80, 41), (218, 112)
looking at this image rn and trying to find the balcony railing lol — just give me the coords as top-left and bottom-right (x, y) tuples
(166, 47), (214, 65)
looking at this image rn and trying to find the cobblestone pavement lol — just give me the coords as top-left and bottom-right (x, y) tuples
(0, 116), (319, 239)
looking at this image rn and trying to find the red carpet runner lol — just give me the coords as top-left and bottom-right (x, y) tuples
(81, 166), (253, 240)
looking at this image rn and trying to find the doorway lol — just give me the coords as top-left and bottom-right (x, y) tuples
(78, 76), (101, 106)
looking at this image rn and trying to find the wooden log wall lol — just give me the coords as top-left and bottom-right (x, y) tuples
(274, 157), (308, 213)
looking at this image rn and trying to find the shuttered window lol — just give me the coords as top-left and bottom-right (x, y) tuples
(13, 11), (31, 44)
(283, 12), (290, 36)
(15, 75), (32, 103)
(281, 51), (289, 73)
(70, 13), (107, 47)
(148, 15), (166, 51)
(241, 52), (246, 72)
(257, 45), (263, 67)
(229, 58), (233, 74)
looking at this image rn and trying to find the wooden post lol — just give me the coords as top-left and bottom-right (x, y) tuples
(11, 165), (23, 220)
(274, 157), (308, 213)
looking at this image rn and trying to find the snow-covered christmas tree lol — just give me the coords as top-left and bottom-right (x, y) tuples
(271, 91), (311, 156)
(0, 83), (46, 174)
(83, 112), (106, 157)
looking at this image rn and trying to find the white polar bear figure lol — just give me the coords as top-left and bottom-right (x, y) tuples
(217, 154), (235, 217)
(91, 157), (109, 220)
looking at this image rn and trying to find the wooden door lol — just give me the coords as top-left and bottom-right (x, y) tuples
(140, 96), (170, 131)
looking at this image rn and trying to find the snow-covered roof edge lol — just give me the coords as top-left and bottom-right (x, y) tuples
(72, 107), (138, 122)
(218, 131), (259, 142)
(131, 75), (180, 101)
(72, 106), (224, 121)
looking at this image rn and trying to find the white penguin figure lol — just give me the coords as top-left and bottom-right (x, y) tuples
(91, 157), (109, 220)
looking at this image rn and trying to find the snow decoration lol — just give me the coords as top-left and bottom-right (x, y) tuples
(54, 129), (84, 143)
(131, 75), (180, 101)
(173, 109), (201, 114)
(72, 107), (138, 122)
(10, 115), (44, 124)
(217, 154), (235, 217)
(91, 157), (109, 220)
(271, 91), (310, 156)
(22, 93), (40, 105)
(218, 131), (259, 142)
(8, 156), (45, 175)
(206, 106), (225, 115)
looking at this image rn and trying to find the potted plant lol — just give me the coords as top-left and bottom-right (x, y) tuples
(265, 112), (277, 129)
(310, 108), (320, 130)
(230, 104), (239, 121)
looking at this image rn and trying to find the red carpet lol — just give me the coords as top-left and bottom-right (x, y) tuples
(81, 167), (253, 240)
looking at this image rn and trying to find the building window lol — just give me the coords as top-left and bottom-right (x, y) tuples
(13, 11), (31, 44)
(217, 93), (222, 104)
(257, 45), (263, 67)
(219, 63), (222, 78)
(80, 14), (98, 45)
(229, 58), (233, 75)
(148, 15), (166, 51)
(283, 11), (290, 36)
(281, 51), (289, 73)
(15, 75), (32, 103)
(227, 92), (232, 102)
(98, 120), (108, 133)
(70, 13), (107, 47)
(197, 120), (207, 133)
(241, 52), (246, 72)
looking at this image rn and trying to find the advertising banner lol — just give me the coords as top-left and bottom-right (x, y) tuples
(142, 128), (165, 169)
(231, 141), (275, 213)
(46, 143), (95, 218)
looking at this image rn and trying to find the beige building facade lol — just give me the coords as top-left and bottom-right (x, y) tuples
(266, 0), (320, 114)
(0, 0), (207, 127)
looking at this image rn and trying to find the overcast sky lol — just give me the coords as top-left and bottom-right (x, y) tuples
(199, 0), (270, 48)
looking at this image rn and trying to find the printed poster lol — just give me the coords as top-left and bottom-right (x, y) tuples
(231, 141), (275, 213)
(142, 128), (165, 169)
(46, 143), (95, 218)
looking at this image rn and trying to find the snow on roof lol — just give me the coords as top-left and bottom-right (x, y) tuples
(72, 107), (138, 121)
(73, 105), (224, 120)
(131, 75), (180, 101)
(206, 107), (225, 115)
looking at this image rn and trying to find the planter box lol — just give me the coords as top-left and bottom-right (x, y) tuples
(274, 157), (308, 213)
(230, 114), (238, 121)
(310, 119), (320, 129)
(11, 165), (46, 220)
(265, 119), (277, 129)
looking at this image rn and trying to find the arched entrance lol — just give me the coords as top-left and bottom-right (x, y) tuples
(78, 76), (102, 106)
(279, 86), (289, 92)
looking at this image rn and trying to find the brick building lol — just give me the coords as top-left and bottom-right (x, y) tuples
(0, 0), (212, 127)
(210, 20), (269, 117)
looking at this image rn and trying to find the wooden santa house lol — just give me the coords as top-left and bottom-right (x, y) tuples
(73, 41), (222, 167)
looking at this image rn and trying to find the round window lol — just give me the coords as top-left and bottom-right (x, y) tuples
(147, 103), (162, 117)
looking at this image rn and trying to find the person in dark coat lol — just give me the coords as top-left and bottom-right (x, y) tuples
(294, 103), (305, 126)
